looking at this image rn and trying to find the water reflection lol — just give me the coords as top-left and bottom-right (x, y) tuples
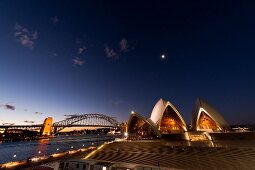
(36, 139), (49, 156)
(0, 134), (118, 164)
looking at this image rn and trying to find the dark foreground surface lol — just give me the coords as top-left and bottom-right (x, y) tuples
(86, 140), (255, 170)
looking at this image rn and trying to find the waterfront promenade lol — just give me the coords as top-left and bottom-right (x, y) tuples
(85, 140), (255, 169)
(0, 147), (96, 169)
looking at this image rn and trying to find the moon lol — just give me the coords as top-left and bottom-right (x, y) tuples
(161, 54), (165, 59)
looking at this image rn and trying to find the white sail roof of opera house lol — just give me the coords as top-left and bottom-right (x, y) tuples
(191, 97), (230, 131)
(149, 98), (187, 131)
(150, 98), (167, 125)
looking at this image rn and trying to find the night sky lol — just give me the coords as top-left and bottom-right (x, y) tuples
(1, 1), (255, 125)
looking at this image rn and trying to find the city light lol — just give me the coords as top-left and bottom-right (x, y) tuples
(31, 157), (40, 162)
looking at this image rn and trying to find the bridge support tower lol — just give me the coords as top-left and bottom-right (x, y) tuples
(40, 117), (53, 136)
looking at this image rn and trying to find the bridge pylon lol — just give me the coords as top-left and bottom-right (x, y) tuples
(40, 117), (53, 136)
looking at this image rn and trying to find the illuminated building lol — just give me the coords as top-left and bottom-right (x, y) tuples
(127, 99), (187, 139)
(150, 98), (187, 133)
(127, 98), (230, 139)
(191, 98), (230, 132)
(127, 112), (161, 139)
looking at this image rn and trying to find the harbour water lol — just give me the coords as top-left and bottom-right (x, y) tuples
(0, 134), (119, 164)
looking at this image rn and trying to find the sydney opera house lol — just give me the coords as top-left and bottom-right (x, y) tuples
(127, 98), (231, 140)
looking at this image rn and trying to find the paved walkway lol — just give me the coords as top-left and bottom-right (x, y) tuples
(86, 141), (255, 170)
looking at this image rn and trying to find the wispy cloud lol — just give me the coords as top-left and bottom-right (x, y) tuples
(51, 16), (59, 25)
(14, 23), (37, 49)
(119, 38), (129, 52)
(72, 57), (85, 66)
(120, 37), (135, 53)
(34, 112), (43, 115)
(104, 44), (118, 60)
(0, 104), (15, 110)
(104, 38), (134, 60)
(32, 31), (38, 39)
(78, 46), (86, 54)
(2, 122), (15, 125)
(24, 120), (35, 124)
(64, 114), (80, 118)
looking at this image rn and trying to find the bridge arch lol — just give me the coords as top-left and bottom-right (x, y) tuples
(53, 113), (120, 132)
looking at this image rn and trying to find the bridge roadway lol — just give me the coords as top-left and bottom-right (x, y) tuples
(0, 124), (115, 129)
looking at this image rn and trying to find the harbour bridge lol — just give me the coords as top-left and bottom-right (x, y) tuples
(0, 113), (121, 135)
(53, 113), (120, 132)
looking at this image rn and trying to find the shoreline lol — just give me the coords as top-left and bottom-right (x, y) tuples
(0, 146), (97, 169)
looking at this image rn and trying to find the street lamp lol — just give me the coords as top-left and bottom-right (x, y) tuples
(124, 132), (128, 141)
(97, 133), (99, 146)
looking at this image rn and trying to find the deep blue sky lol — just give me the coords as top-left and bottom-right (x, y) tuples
(0, 1), (255, 125)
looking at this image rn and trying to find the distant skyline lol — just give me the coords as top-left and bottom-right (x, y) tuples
(1, 1), (255, 125)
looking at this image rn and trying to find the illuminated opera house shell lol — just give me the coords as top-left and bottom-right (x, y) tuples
(191, 98), (230, 132)
(127, 112), (161, 138)
(127, 98), (188, 138)
(127, 98), (230, 139)
(150, 98), (187, 133)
